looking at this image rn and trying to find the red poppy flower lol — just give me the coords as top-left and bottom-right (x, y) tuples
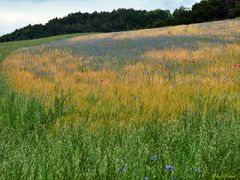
(233, 64), (240, 69)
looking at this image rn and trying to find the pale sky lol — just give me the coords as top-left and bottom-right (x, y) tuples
(0, 0), (200, 36)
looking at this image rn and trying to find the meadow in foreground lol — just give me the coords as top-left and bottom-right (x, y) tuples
(1, 19), (240, 179)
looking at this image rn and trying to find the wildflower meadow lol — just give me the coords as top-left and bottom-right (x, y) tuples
(0, 19), (240, 179)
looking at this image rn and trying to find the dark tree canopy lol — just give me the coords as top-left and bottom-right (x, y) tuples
(0, 0), (239, 42)
(230, 1), (240, 17)
(173, 6), (192, 24)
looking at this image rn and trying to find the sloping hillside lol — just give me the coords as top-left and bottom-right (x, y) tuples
(1, 20), (240, 179)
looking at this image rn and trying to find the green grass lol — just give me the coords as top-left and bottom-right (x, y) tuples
(0, 77), (239, 179)
(0, 33), (92, 62)
(0, 28), (240, 179)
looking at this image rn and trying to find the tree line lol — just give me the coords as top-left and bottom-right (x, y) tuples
(1, 0), (240, 42)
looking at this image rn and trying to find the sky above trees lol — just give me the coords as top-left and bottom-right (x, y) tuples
(0, 0), (199, 36)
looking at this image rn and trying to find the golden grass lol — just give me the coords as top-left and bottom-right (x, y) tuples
(66, 20), (240, 43)
(3, 20), (240, 125)
(145, 43), (240, 63)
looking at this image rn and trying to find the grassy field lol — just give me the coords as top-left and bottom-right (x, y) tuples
(0, 33), (93, 62)
(0, 20), (240, 179)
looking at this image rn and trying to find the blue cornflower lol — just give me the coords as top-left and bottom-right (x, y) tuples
(165, 165), (174, 171)
(151, 155), (157, 161)
(144, 177), (148, 180)
(192, 167), (201, 174)
(119, 165), (126, 173)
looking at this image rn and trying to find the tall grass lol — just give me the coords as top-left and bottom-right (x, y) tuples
(0, 20), (240, 179)
(0, 76), (239, 179)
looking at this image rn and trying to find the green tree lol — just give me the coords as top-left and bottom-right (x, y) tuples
(229, 1), (240, 17)
(173, 6), (192, 24)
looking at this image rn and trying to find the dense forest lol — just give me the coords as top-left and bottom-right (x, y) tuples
(1, 0), (240, 42)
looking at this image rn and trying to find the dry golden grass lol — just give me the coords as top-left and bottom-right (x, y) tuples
(3, 20), (240, 124)
(66, 20), (240, 43)
(145, 43), (240, 63)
